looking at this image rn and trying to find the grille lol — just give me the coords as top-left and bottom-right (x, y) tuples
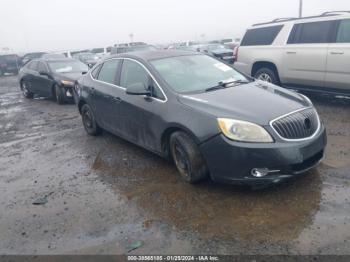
(271, 108), (319, 140)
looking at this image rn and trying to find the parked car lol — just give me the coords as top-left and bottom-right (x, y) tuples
(73, 52), (101, 67)
(21, 52), (47, 65)
(110, 45), (157, 55)
(0, 54), (21, 76)
(76, 50), (326, 187)
(200, 44), (235, 64)
(18, 58), (88, 104)
(234, 11), (350, 95)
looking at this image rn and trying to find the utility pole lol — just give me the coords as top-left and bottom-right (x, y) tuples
(299, 0), (303, 18)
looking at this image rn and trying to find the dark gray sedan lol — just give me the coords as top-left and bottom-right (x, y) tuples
(76, 50), (326, 187)
(18, 58), (88, 104)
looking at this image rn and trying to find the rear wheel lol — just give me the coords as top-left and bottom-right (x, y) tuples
(81, 104), (102, 136)
(55, 84), (66, 105)
(254, 67), (279, 85)
(170, 131), (208, 184)
(21, 81), (34, 99)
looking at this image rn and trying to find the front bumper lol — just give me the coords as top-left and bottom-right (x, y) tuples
(199, 125), (327, 186)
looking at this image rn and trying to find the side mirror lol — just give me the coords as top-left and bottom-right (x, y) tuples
(39, 71), (48, 76)
(82, 71), (87, 75)
(126, 82), (151, 96)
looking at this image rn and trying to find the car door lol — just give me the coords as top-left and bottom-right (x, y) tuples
(35, 61), (54, 97)
(282, 20), (336, 87)
(325, 19), (350, 91)
(90, 59), (123, 132)
(24, 61), (40, 94)
(118, 58), (166, 150)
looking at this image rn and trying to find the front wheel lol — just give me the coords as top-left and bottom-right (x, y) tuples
(55, 85), (66, 105)
(81, 104), (102, 136)
(254, 68), (279, 85)
(21, 81), (34, 99)
(170, 131), (208, 184)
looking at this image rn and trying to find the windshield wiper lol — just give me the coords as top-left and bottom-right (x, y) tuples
(205, 79), (250, 92)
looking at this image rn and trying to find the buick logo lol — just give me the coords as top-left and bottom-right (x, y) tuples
(304, 118), (311, 130)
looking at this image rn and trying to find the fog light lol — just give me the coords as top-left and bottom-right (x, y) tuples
(251, 168), (280, 178)
(251, 168), (269, 177)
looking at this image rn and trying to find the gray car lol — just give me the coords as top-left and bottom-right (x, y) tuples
(76, 50), (326, 187)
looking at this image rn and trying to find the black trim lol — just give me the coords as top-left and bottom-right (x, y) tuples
(253, 13), (346, 26)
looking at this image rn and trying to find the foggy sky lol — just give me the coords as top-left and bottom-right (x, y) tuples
(0, 0), (349, 53)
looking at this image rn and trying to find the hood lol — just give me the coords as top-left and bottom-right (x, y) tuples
(177, 81), (311, 126)
(211, 48), (233, 55)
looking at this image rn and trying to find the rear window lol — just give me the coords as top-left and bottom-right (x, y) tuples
(241, 25), (283, 46)
(288, 21), (335, 44)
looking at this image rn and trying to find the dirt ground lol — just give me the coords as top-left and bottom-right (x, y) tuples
(0, 75), (349, 255)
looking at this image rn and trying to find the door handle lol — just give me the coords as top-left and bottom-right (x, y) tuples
(330, 51), (344, 55)
(286, 51), (297, 54)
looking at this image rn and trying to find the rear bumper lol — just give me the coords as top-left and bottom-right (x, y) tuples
(199, 126), (327, 186)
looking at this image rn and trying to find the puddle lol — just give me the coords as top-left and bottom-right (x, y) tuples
(91, 139), (322, 242)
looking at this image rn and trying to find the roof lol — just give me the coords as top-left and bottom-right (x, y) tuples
(108, 50), (200, 61)
(253, 11), (350, 27)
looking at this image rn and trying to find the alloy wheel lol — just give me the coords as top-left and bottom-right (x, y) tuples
(258, 73), (272, 82)
(173, 141), (190, 176)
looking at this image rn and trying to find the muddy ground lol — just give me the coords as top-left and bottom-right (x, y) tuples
(0, 75), (349, 255)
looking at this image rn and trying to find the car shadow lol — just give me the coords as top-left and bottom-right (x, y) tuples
(89, 131), (323, 242)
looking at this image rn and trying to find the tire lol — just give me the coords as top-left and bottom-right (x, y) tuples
(20, 81), (34, 99)
(254, 67), (279, 85)
(81, 104), (102, 136)
(170, 131), (208, 183)
(55, 84), (66, 105)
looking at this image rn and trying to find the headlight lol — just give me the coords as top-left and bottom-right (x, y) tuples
(217, 118), (273, 143)
(61, 80), (75, 86)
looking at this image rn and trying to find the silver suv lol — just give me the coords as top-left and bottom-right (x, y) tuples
(234, 11), (350, 95)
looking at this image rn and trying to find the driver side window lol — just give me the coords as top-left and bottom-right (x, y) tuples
(120, 59), (165, 101)
(37, 62), (48, 73)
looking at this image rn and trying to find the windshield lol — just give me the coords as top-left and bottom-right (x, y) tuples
(150, 55), (248, 93)
(48, 60), (88, 73)
(25, 53), (45, 59)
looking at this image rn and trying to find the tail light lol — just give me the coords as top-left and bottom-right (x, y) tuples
(234, 46), (239, 62)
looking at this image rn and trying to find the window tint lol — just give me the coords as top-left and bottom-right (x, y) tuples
(28, 61), (38, 71)
(288, 21), (334, 44)
(91, 64), (102, 79)
(97, 59), (120, 84)
(37, 62), (47, 73)
(337, 19), (350, 43)
(241, 25), (283, 46)
(120, 59), (165, 100)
